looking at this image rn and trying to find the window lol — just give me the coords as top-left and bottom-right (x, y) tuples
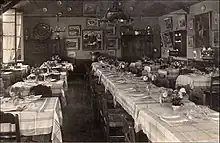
(2, 9), (24, 63)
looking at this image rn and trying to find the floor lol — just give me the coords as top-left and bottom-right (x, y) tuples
(62, 75), (104, 142)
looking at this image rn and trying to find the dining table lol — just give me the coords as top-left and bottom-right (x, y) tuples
(92, 62), (219, 142)
(9, 79), (67, 107)
(0, 97), (63, 143)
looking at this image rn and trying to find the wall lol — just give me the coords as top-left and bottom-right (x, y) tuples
(23, 16), (160, 65)
(159, 0), (219, 61)
(0, 15), (2, 63)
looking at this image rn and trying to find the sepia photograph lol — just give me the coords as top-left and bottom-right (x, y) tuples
(0, 0), (219, 143)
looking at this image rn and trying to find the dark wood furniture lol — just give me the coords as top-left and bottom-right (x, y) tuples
(0, 112), (21, 142)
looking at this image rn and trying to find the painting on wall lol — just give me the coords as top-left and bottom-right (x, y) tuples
(83, 2), (99, 16)
(194, 12), (211, 48)
(86, 18), (99, 27)
(67, 50), (76, 58)
(106, 23), (116, 36)
(68, 25), (81, 36)
(188, 36), (194, 48)
(188, 20), (194, 30)
(107, 50), (116, 57)
(212, 31), (219, 47)
(213, 13), (219, 25)
(65, 38), (80, 50)
(164, 17), (173, 30)
(177, 15), (186, 30)
(162, 32), (173, 48)
(106, 38), (118, 49)
(82, 29), (103, 50)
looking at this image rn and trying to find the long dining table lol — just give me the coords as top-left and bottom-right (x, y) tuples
(0, 97), (63, 143)
(92, 62), (219, 142)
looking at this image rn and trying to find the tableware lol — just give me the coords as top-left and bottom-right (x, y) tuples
(208, 112), (219, 121)
(25, 95), (42, 101)
(160, 115), (189, 124)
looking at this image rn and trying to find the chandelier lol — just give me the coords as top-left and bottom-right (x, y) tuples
(103, 0), (133, 23)
(52, 12), (66, 39)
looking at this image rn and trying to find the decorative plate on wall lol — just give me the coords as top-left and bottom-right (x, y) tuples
(33, 23), (52, 40)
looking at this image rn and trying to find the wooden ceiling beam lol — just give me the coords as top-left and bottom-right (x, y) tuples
(0, 0), (21, 13)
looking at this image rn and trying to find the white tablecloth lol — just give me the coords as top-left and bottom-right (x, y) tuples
(92, 62), (219, 142)
(0, 97), (63, 143)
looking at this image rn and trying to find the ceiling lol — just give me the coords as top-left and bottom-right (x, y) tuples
(4, 0), (208, 17)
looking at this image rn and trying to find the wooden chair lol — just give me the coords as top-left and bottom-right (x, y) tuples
(205, 76), (220, 111)
(0, 112), (21, 142)
(121, 114), (136, 142)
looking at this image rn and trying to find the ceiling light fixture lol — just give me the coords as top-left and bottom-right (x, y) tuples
(103, 0), (133, 23)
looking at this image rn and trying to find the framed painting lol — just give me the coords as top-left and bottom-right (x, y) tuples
(83, 2), (99, 16)
(162, 32), (173, 48)
(188, 19), (194, 30)
(67, 50), (77, 58)
(68, 25), (81, 36)
(164, 17), (173, 30)
(86, 18), (99, 27)
(107, 50), (116, 57)
(194, 12), (211, 48)
(82, 29), (103, 50)
(106, 23), (116, 36)
(65, 38), (80, 50)
(106, 38), (118, 49)
(177, 15), (186, 30)
(188, 36), (194, 48)
(212, 31), (219, 47)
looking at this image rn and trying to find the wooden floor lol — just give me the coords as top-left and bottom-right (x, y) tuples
(62, 75), (105, 142)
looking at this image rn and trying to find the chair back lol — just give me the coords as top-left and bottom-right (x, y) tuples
(122, 114), (135, 142)
(210, 76), (220, 93)
(0, 112), (20, 142)
(210, 76), (220, 111)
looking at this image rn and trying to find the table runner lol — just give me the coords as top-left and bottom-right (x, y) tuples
(92, 62), (219, 142)
(0, 97), (63, 143)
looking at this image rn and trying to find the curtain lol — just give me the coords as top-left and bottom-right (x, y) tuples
(2, 9), (22, 63)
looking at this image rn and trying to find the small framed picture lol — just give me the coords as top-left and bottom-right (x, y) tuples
(107, 50), (116, 57)
(68, 25), (81, 36)
(213, 13), (219, 25)
(86, 18), (99, 27)
(65, 38), (80, 50)
(188, 36), (194, 48)
(83, 2), (99, 16)
(188, 20), (194, 30)
(67, 50), (77, 58)
(164, 17), (173, 30)
(106, 23), (116, 36)
(212, 31), (219, 47)
(106, 38), (118, 49)
(177, 15), (186, 30)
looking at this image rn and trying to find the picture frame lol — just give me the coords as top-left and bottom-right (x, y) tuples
(107, 50), (116, 57)
(82, 29), (103, 50)
(162, 32), (173, 48)
(188, 19), (194, 30)
(194, 12), (211, 48)
(86, 18), (99, 27)
(67, 50), (77, 58)
(164, 17), (173, 30)
(83, 2), (99, 16)
(65, 38), (80, 50)
(212, 31), (219, 47)
(188, 36), (194, 48)
(213, 13), (219, 25)
(68, 25), (81, 36)
(106, 38), (118, 49)
(106, 23), (116, 36)
(177, 15), (186, 30)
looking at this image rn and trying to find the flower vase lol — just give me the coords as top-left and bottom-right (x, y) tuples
(172, 104), (181, 111)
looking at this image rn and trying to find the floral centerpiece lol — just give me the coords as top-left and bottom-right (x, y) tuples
(160, 87), (187, 109)
(201, 47), (214, 60)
